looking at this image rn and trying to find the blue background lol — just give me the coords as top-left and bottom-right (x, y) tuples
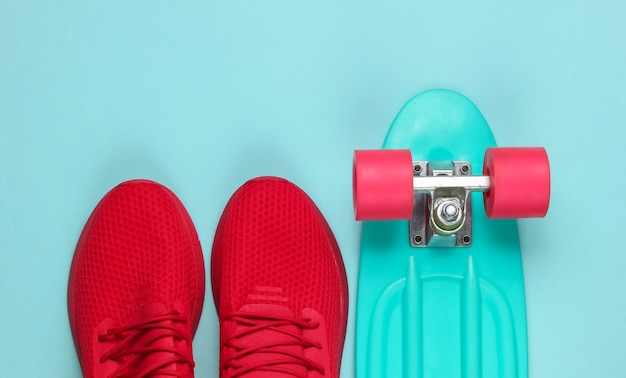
(1, 1), (625, 377)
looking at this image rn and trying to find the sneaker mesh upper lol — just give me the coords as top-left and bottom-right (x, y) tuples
(68, 180), (205, 377)
(211, 177), (349, 377)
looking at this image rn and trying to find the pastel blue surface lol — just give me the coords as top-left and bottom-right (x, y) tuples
(1, 1), (625, 377)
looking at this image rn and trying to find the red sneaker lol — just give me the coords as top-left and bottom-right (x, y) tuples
(211, 177), (349, 378)
(68, 180), (205, 378)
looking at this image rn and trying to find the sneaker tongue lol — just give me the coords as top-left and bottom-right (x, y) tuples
(237, 304), (307, 378)
(131, 303), (191, 378)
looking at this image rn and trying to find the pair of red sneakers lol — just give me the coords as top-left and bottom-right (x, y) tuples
(68, 177), (349, 378)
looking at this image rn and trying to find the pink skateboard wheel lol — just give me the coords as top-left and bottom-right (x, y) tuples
(353, 150), (414, 220)
(483, 147), (551, 218)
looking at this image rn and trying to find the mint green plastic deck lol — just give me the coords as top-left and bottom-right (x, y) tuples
(356, 89), (527, 378)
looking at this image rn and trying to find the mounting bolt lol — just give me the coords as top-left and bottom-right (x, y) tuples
(413, 234), (423, 244)
(460, 164), (470, 175)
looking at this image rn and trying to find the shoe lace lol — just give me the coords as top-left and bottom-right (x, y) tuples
(222, 311), (326, 377)
(98, 310), (194, 378)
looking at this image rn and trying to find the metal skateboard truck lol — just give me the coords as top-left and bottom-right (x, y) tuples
(353, 147), (550, 248)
